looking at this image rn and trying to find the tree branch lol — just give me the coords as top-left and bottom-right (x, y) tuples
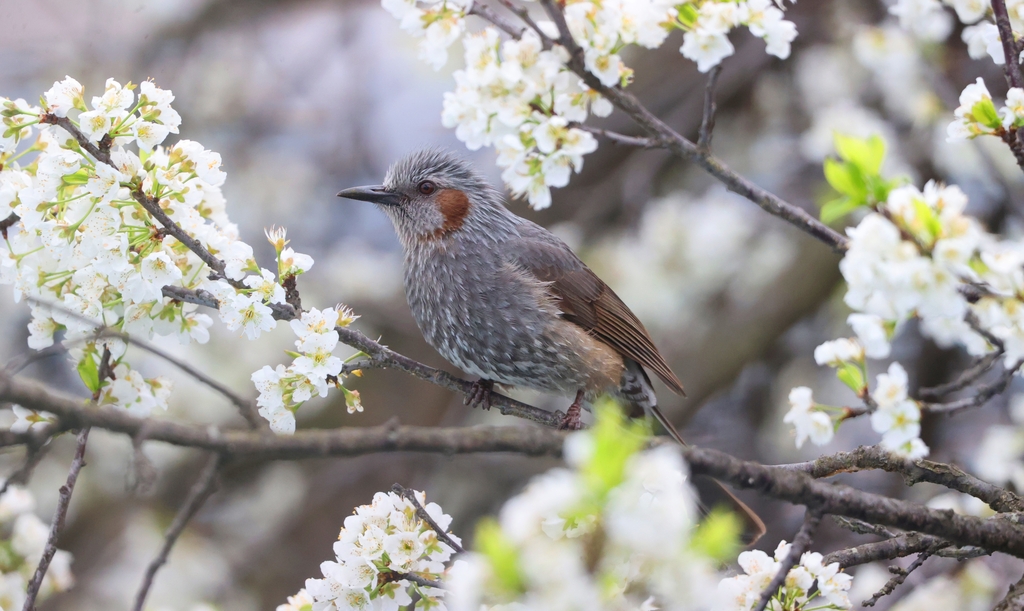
(753, 510), (821, 611)
(39, 115), (111, 165)
(991, 0), (1022, 90)
(921, 359), (1022, 415)
(0, 212), (19, 239)
(994, 571), (1024, 611)
(393, 483), (465, 554)
(21, 427), (89, 611)
(5, 371), (1024, 559)
(823, 531), (987, 569)
(698, 64), (723, 152)
(578, 125), (663, 148)
(799, 445), (1024, 513)
(161, 285), (565, 428)
(862, 544), (943, 607)
(522, 0), (849, 253)
(131, 453), (222, 611)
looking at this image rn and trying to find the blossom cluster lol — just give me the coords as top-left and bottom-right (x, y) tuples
(446, 404), (726, 611)
(946, 78), (1024, 142)
(299, 489), (457, 611)
(888, 0), (999, 44)
(443, 27), (602, 209)
(780, 130), (1024, 458)
(718, 540), (852, 611)
(0, 484), (75, 608)
(384, 0), (797, 209)
(1, 76), (358, 432)
(251, 305), (361, 434)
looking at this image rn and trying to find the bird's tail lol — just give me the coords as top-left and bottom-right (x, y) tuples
(622, 360), (766, 544)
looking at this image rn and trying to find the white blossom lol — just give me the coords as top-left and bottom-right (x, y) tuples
(783, 387), (834, 448)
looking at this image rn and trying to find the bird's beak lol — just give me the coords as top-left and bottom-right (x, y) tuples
(336, 185), (403, 206)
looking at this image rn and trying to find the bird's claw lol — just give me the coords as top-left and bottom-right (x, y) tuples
(465, 379), (494, 410)
(558, 402), (584, 431)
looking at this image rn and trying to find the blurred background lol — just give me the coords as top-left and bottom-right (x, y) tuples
(2, 0), (1024, 609)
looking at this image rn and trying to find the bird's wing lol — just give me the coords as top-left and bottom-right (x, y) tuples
(511, 221), (685, 395)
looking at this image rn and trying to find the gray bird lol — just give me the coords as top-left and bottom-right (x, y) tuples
(338, 148), (685, 436)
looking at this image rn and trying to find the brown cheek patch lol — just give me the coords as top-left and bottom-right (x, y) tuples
(437, 188), (470, 234)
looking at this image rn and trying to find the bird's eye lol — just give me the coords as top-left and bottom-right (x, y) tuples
(417, 180), (437, 195)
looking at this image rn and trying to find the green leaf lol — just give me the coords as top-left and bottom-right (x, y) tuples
(689, 507), (743, 563)
(971, 99), (1002, 130)
(581, 399), (649, 500)
(77, 354), (101, 394)
(836, 362), (866, 394)
(820, 197), (863, 224)
(62, 169), (91, 185)
(834, 133), (886, 175)
(823, 159), (864, 198)
(475, 519), (523, 597)
(911, 198), (942, 242)
(677, 3), (699, 27)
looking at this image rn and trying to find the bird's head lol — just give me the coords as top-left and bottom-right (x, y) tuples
(338, 148), (504, 247)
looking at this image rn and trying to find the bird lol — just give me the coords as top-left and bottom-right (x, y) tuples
(339, 149), (764, 540)
(338, 148), (685, 436)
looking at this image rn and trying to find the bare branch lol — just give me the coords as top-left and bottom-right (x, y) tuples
(578, 125), (663, 148)
(131, 453), (222, 611)
(918, 351), (1001, 400)
(393, 572), (443, 590)
(7, 371), (1024, 559)
(21, 427), (89, 611)
(753, 510), (822, 611)
(862, 544), (944, 607)
(824, 531), (987, 568)
(922, 359), (1022, 416)
(993, 571), (1024, 611)
(799, 445), (1024, 513)
(467, 2), (529, 40)
(161, 285), (565, 428)
(393, 483), (466, 554)
(698, 65), (723, 152)
(0, 212), (19, 239)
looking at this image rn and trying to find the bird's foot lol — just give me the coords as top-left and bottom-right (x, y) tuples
(558, 390), (585, 431)
(465, 379), (495, 410)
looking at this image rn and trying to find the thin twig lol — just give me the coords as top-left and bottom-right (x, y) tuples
(824, 531), (987, 568)
(523, 0), (850, 253)
(131, 453), (222, 611)
(39, 115), (111, 165)
(158, 285), (564, 428)
(0, 212), (19, 239)
(392, 483), (465, 554)
(27, 297), (264, 430)
(922, 359), (1023, 415)
(577, 125), (663, 148)
(993, 571), (1024, 611)
(801, 446), (1024, 513)
(991, 0), (1023, 90)
(0, 439), (53, 496)
(862, 545), (944, 607)
(753, 510), (822, 611)
(393, 572), (443, 590)
(918, 351), (1001, 400)
(697, 64), (723, 152)
(495, 0), (548, 42)
(21, 427), (89, 611)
